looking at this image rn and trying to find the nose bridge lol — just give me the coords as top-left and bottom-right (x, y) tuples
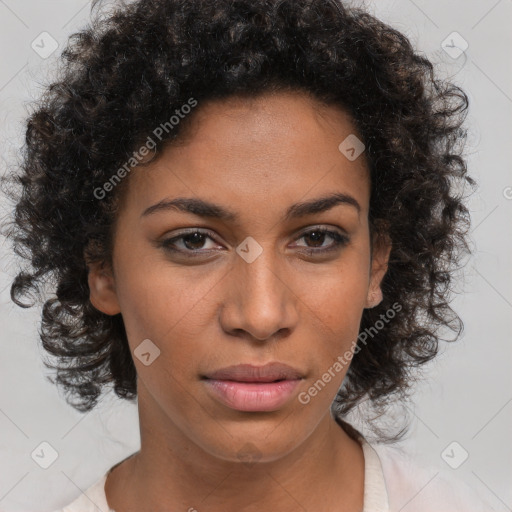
(244, 248), (279, 289)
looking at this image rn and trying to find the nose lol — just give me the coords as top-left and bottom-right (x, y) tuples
(219, 244), (299, 343)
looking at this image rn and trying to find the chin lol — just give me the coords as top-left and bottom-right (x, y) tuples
(190, 416), (307, 464)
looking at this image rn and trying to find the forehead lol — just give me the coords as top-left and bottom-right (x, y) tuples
(173, 90), (364, 163)
(120, 90), (370, 222)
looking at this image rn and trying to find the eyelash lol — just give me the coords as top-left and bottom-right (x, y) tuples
(159, 227), (349, 257)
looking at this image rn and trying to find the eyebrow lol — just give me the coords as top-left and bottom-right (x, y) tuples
(140, 192), (361, 222)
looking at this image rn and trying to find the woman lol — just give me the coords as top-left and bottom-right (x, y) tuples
(2, 0), (493, 510)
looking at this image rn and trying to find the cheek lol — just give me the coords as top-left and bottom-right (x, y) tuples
(295, 253), (369, 394)
(113, 265), (213, 409)
(302, 255), (370, 338)
(115, 259), (220, 347)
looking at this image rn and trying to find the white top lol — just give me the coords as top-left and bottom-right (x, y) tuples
(52, 437), (495, 512)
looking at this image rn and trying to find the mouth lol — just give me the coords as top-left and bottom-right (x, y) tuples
(201, 363), (304, 412)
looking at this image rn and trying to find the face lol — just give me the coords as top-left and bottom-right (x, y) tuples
(88, 90), (390, 463)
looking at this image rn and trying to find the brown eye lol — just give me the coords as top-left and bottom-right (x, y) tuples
(303, 230), (328, 247)
(294, 228), (349, 254)
(180, 232), (208, 250)
(159, 230), (220, 256)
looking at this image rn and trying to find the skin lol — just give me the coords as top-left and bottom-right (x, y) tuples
(87, 89), (391, 512)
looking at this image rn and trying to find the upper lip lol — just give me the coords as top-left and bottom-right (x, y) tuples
(203, 362), (303, 382)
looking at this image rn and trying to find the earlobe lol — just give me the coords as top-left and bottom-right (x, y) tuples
(365, 288), (383, 309)
(87, 262), (121, 316)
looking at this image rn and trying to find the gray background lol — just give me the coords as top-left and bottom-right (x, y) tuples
(0, 0), (511, 510)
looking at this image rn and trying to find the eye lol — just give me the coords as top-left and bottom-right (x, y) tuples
(293, 227), (350, 255)
(158, 226), (350, 258)
(159, 229), (221, 256)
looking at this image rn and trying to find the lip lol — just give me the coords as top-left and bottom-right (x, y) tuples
(201, 363), (304, 412)
(203, 362), (303, 382)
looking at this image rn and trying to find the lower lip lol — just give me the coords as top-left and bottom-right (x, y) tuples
(203, 379), (302, 412)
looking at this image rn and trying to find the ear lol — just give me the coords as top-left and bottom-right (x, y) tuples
(86, 259), (121, 316)
(364, 230), (392, 309)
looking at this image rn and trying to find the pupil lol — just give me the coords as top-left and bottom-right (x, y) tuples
(307, 231), (324, 247)
(184, 233), (205, 249)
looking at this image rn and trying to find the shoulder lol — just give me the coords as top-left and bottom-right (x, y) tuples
(371, 442), (497, 512)
(48, 472), (112, 512)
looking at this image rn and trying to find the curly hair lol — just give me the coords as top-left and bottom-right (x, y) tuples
(1, 0), (475, 440)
